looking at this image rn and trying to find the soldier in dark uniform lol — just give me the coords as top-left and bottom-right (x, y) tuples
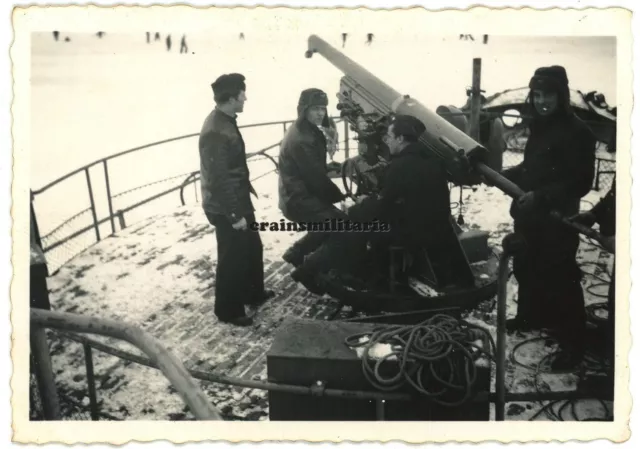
(278, 88), (347, 289)
(291, 115), (456, 293)
(501, 66), (596, 370)
(199, 74), (273, 326)
(365, 115), (454, 280)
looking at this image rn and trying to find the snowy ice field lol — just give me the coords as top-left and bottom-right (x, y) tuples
(29, 32), (616, 421)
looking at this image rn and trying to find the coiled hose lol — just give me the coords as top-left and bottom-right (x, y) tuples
(344, 314), (496, 407)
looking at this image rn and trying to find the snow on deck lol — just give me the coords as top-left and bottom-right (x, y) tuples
(43, 175), (614, 421)
(45, 173), (349, 421)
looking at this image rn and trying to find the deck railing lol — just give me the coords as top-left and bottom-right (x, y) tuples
(30, 309), (223, 420)
(30, 111), (614, 274)
(31, 117), (353, 273)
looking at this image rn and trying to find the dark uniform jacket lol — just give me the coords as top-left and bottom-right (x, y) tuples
(199, 108), (256, 223)
(278, 117), (344, 221)
(362, 142), (452, 248)
(502, 112), (596, 252)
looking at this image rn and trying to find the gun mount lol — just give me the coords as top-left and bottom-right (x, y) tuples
(335, 87), (392, 197)
(337, 88), (392, 164)
(307, 34), (489, 186)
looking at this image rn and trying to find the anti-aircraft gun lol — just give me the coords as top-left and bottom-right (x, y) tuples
(304, 35), (613, 314)
(306, 34), (614, 254)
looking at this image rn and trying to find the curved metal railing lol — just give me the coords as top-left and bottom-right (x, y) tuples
(30, 309), (223, 420)
(31, 117), (353, 273)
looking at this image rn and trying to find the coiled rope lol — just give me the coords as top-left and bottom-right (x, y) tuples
(344, 314), (495, 407)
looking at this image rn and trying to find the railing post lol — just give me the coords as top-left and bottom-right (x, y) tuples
(468, 58), (482, 141)
(83, 343), (99, 420)
(116, 210), (126, 230)
(103, 160), (116, 235)
(495, 247), (513, 421)
(85, 168), (101, 242)
(594, 158), (602, 191)
(30, 326), (61, 420)
(282, 121), (287, 135)
(343, 120), (350, 159)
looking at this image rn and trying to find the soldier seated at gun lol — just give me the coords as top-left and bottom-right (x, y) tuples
(288, 115), (461, 294)
(278, 89), (348, 293)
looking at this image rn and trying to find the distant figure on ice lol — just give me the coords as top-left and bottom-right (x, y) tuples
(180, 34), (188, 53)
(239, 32), (245, 40)
(366, 33), (374, 45)
(166, 34), (172, 51)
(155, 32), (161, 41)
(459, 34), (475, 41)
(483, 34), (489, 44)
(96, 31), (105, 39)
(146, 32), (150, 43)
(64, 36), (71, 43)
(52, 31), (59, 41)
(341, 33), (348, 48)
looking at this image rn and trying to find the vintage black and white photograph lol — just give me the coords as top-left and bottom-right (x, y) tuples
(11, 4), (632, 444)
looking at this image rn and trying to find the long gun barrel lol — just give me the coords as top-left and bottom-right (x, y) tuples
(306, 35), (489, 184)
(306, 35), (614, 254)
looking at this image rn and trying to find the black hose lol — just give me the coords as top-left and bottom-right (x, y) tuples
(345, 314), (495, 407)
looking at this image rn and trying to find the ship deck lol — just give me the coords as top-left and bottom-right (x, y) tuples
(42, 183), (614, 421)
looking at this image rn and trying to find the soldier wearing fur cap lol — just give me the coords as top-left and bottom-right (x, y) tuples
(500, 65), (597, 370)
(199, 73), (273, 327)
(278, 88), (348, 292)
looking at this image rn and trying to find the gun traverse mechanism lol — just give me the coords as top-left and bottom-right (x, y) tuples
(306, 34), (614, 254)
(306, 34), (490, 186)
